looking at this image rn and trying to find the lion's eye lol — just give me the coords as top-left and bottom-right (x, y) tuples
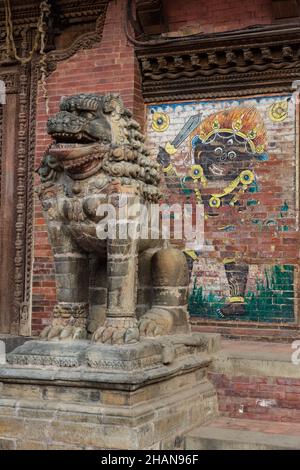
(228, 151), (237, 160)
(227, 138), (234, 146)
(85, 112), (94, 119)
(214, 147), (223, 156)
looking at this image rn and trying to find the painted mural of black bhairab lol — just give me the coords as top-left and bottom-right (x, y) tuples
(37, 93), (190, 344)
(158, 106), (268, 317)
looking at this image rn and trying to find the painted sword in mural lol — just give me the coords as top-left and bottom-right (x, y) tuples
(158, 113), (202, 156)
(150, 97), (296, 322)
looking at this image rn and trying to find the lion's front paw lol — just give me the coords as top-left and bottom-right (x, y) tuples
(40, 324), (87, 341)
(92, 324), (140, 345)
(139, 308), (173, 337)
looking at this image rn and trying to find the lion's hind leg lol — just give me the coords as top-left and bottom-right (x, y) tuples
(139, 247), (191, 338)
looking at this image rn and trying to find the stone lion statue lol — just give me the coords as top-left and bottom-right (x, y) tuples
(37, 93), (190, 344)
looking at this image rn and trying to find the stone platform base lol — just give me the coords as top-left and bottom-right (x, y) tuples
(0, 333), (219, 450)
(0, 335), (32, 353)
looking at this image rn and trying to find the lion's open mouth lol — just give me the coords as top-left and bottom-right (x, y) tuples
(52, 142), (90, 151)
(64, 155), (102, 175)
(49, 142), (100, 160)
(51, 132), (97, 143)
(53, 142), (88, 148)
(48, 142), (106, 177)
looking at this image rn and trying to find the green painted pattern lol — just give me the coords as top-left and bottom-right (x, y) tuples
(189, 265), (294, 322)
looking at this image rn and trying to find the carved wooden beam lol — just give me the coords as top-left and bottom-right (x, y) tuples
(0, 0), (110, 68)
(272, 0), (300, 20)
(135, 24), (300, 101)
(0, 0), (110, 25)
(135, 0), (167, 35)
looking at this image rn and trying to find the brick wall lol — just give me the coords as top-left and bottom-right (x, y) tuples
(209, 372), (300, 422)
(32, 0), (143, 334)
(163, 0), (273, 34)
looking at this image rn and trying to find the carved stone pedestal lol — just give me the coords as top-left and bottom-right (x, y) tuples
(0, 335), (32, 353)
(0, 333), (219, 450)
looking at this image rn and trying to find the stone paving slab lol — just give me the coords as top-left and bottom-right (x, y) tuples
(211, 339), (300, 378)
(185, 417), (300, 450)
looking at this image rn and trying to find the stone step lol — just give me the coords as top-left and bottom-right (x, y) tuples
(185, 417), (300, 450)
(191, 322), (300, 343)
(209, 339), (300, 423)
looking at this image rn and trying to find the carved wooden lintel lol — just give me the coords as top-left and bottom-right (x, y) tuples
(135, 0), (167, 36)
(135, 24), (300, 101)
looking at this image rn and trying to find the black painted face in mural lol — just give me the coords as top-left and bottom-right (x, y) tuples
(194, 134), (255, 181)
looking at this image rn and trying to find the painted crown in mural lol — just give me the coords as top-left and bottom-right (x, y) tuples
(191, 106), (267, 154)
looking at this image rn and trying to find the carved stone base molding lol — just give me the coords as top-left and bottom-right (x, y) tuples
(0, 333), (219, 449)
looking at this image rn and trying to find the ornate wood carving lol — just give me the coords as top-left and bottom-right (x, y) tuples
(135, 24), (300, 101)
(135, 1), (167, 36)
(0, 78), (18, 334)
(272, 0), (300, 20)
(0, 1), (108, 26)
(0, 101), (3, 212)
(0, 73), (18, 93)
(44, 10), (107, 76)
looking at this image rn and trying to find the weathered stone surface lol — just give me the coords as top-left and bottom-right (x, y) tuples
(0, 333), (219, 450)
(0, 335), (32, 353)
(7, 333), (219, 374)
(7, 340), (89, 368)
(185, 419), (300, 450)
(0, 438), (16, 450)
(0, 417), (25, 438)
(15, 440), (46, 450)
(0, 374), (217, 449)
(211, 341), (300, 378)
(37, 93), (191, 344)
(151, 248), (189, 286)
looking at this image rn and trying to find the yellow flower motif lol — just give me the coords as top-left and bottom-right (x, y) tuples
(190, 164), (204, 180)
(232, 119), (242, 131)
(209, 196), (221, 208)
(247, 128), (257, 139)
(151, 112), (170, 132)
(240, 170), (254, 185)
(268, 101), (288, 122)
(255, 144), (265, 154)
(212, 119), (220, 130)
